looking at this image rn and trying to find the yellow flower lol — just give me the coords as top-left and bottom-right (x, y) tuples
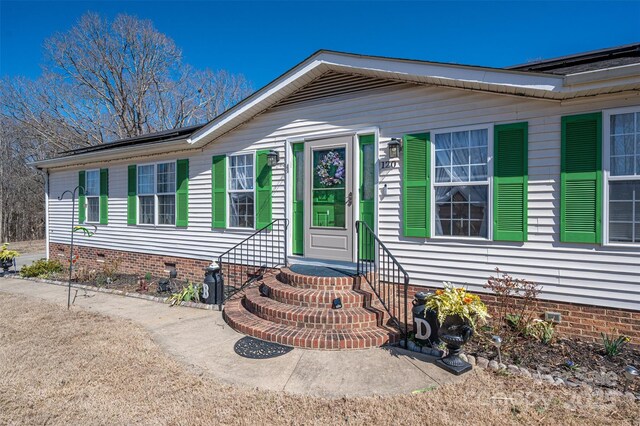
(435, 289), (444, 296)
(463, 296), (473, 305)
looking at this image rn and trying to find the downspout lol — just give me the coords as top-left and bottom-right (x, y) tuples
(45, 169), (50, 260)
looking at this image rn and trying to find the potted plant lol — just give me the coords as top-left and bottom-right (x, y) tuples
(0, 243), (20, 274)
(425, 283), (489, 375)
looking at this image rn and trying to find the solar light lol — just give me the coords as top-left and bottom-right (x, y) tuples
(623, 365), (638, 393)
(388, 138), (402, 159)
(491, 335), (503, 365)
(259, 283), (270, 297)
(332, 297), (342, 309)
(266, 150), (280, 167)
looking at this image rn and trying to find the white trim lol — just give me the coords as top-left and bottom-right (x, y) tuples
(45, 171), (50, 260)
(136, 160), (177, 227)
(284, 127), (379, 259)
(602, 105), (640, 246)
(429, 123), (494, 241)
(84, 168), (101, 224)
(227, 151), (257, 230)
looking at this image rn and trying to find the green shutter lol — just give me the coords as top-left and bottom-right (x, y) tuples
(256, 150), (273, 229)
(99, 168), (109, 225)
(359, 134), (375, 260)
(127, 165), (137, 225)
(493, 122), (528, 241)
(561, 112), (602, 244)
(176, 159), (189, 227)
(212, 155), (227, 228)
(292, 143), (304, 255)
(78, 171), (86, 224)
(402, 133), (430, 238)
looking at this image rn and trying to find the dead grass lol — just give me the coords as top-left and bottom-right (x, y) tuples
(2, 239), (45, 254)
(0, 293), (637, 426)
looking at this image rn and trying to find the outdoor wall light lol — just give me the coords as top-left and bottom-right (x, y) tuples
(266, 150), (280, 167)
(332, 297), (343, 309)
(388, 138), (402, 159)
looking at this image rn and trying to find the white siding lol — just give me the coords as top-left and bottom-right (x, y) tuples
(48, 83), (640, 310)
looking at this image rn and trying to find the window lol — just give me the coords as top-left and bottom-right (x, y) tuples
(228, 153), (254, 228)
(85, 170), (100, 223)
(606, 108), (640, 243)
(137, 162), (176, 225)
(433, 127), (490, 238)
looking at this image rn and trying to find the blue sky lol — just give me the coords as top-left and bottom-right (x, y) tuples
(1, 1), (639, 88)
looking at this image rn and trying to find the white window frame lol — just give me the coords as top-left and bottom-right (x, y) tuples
(430, 123), (494, 241)
(84, 169), (101, 224)
(603, 105), (640, 246)
(136, 160), (177, 227)
(227, 151), (256, 230)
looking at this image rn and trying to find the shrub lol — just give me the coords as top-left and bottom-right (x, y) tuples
(485, 268), (541, 346)
(526, 319), (555, 344)
(20, 259), (63, 278)
(601, 333), (630, 357)
(167, 282), (201, 306)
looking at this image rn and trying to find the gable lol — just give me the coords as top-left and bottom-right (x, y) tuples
(271, 71), (407, 108)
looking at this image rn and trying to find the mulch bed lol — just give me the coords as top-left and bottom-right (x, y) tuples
(49, 272), (189, 299)
(466, 330), (640, 393)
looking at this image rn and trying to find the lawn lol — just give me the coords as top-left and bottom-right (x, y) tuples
(0, 292), (637, 425)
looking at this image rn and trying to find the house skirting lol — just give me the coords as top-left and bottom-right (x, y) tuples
(49, 242), (210, 282)
(48, 242), (639, 344)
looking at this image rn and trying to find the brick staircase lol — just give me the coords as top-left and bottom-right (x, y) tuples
(223, 267), (400, 350)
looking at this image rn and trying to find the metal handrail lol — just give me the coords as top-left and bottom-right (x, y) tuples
(356, 220), (410, 346)
(217, 218), (289, 304)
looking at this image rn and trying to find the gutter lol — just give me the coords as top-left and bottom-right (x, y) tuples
(31, 137), (192, 170)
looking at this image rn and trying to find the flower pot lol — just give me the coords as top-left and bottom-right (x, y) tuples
(1, 258), (14, 273)
(435, 315), (474, 375)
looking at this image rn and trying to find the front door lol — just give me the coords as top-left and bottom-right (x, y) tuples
(304, 135), (354, 261)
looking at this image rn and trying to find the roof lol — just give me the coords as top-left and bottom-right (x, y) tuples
(33, 46), (640, 169)
(59, 124), (205, 157)
(507, 43), (640, 75)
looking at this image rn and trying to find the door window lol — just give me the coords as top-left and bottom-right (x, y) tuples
(312, 148), (346, 228)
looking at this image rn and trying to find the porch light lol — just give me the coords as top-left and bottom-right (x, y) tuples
(266, 150), (280, 167)
(388, 138), (402, 159)
(332, 297), (342, 309)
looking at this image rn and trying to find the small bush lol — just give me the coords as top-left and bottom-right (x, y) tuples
(526, 319), (555, 344)
(20, 259), (64, 278)
(601, 333), (630, 357)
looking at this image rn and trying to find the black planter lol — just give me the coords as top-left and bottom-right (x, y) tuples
(1, 258), (14, 273)
(435, 315), (474, 375)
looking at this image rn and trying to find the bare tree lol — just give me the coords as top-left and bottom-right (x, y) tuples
(0, 12), (253, 242)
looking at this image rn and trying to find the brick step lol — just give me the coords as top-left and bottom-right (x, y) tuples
(277, 268), (358, 291)
(262, 275), (371, 308)
(223, 296), (398, 349)
(243, 287), (379, 330)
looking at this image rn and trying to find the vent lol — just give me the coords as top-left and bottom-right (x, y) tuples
(272, 71), (405, 108)
(545, 312), (562, 323)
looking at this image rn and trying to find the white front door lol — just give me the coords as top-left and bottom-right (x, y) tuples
(304, 135), (354, 261)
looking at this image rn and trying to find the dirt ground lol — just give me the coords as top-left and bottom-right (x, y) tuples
(0, 293), (637, 426)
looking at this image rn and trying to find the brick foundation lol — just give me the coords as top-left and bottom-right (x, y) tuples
(48, 242), (639, 344)
(49, 242), (210, 282)
(406, 284), (640, 344)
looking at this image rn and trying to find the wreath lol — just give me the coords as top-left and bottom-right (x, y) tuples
(315, 150), (345, 187)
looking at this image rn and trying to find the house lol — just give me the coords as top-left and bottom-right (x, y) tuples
(34, 44), (640, 348)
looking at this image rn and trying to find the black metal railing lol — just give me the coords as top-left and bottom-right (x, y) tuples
(217, 219), (288, 304)
(356, 220), (410, 345)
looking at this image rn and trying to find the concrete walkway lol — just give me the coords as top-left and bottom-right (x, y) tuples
(0, 277), (462, 398)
